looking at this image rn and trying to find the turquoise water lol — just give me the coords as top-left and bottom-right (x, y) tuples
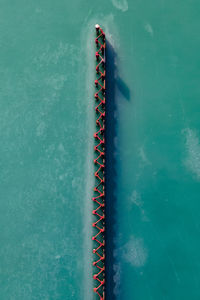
(1, 0), (200, 299)
(0, 1), (89, 299)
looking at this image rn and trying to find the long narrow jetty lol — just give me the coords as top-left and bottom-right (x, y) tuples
(92, 24), (106, 300)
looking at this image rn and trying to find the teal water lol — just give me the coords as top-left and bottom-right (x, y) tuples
(0, 0), (200, 299)
(0, 1), (90, 299)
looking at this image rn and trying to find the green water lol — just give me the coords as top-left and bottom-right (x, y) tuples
(0, 0), (200, 299)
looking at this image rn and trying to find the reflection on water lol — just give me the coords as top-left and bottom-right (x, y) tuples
(105, 40), (130, 299)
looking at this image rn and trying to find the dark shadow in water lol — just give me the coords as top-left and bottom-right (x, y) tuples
(105, 41), (130, 299)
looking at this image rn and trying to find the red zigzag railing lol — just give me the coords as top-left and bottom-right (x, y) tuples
(92, 24), (106, 300)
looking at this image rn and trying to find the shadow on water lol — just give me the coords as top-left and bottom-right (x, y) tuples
(105, 41), (130, 299)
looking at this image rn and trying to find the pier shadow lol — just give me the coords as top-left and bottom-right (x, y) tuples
(105, 41), (130, 299)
